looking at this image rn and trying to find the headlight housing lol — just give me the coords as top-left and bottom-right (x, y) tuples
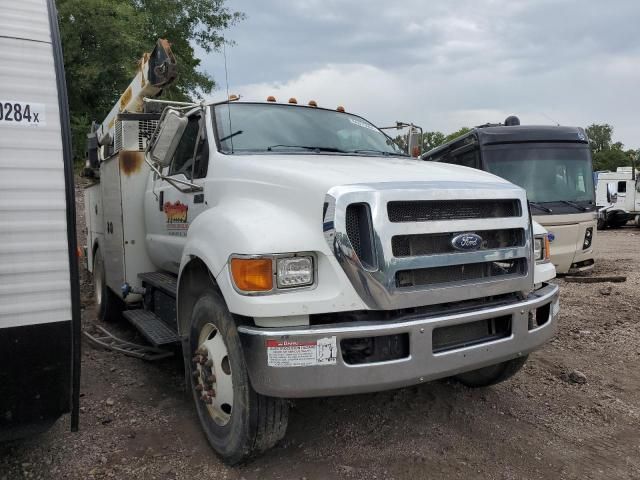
(534, 234), (551, 264)
(230, 253), (315, 294)
(583, 227), (593, 250)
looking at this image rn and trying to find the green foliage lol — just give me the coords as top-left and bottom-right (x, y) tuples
(585, 123), (637, 171)
(585, 124), (613, 154)
(56, 0), (243, 162)
(443, 127), (472, 144)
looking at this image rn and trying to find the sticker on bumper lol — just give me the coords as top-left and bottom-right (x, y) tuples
(266, 337), (337, 367)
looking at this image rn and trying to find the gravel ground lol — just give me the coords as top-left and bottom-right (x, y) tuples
(1, 182), (639, 479)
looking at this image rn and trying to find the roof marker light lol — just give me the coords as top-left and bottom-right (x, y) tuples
(266, 95), (276, 102)
(308, 100), (318, 107)
(336, 105), (345, 112)
(288, 97), (297, 104)
(228, 94), (239, 101)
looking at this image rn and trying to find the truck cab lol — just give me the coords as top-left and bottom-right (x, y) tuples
(595, 167), (640, 228)
(85, 95), (559, 463)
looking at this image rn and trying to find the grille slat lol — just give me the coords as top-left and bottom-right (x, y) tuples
(396, 258), (527, 288)
(345, 203), (377, 269)
(388, 199), (520, 222)
(392, 229), (525, 257)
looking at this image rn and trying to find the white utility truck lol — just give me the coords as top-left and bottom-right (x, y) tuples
(84, 41), (559, 463)
(595, 167), (640, 228)
(0, 0), (81, 440)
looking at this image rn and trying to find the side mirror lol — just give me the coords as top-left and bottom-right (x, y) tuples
(606, 183), (618, 203)
(407, 127), (422, 158)
(147, 109), (187, 167)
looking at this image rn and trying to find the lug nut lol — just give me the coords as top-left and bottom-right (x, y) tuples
(192, 371), (200, 379)
(204, 359), (213, 368)
(206, 375), (216, 384)
(192, 355), (204, 364)
(195, 384), (203, 392)
(196, 347), (208, 356)
(201, 395), (213, 404)
(206, 389), (216, 398)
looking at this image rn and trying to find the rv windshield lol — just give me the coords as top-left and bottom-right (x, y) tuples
(483, 145), (594, 205)
(212, 102), (405, 156)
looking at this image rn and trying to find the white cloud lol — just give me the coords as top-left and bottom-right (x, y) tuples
(201, 0), (640, 148)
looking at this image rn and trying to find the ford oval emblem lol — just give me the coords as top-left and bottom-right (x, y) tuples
(451, 233), (483, 251)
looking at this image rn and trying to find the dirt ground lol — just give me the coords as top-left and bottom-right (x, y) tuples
(2, 184), (640, 479)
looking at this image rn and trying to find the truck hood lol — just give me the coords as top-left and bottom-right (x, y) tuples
(216, 153), (514, 196)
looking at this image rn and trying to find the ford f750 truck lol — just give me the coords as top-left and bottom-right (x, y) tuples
(84, 41), (558, 464)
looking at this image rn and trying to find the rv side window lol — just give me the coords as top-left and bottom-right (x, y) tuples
(169, 115), (200, 179)
(453, 149), (479, 169)
(618, 181), (627, 194)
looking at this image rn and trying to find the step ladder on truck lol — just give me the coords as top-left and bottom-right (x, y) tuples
(0, 0), (81, 440)
(84, 40), (560, 464)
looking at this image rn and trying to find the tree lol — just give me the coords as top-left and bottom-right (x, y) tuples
(443, 127), (472, 144)
(585, 124), (613, 154)
(422, 131), (446, 152)
(56, 0), (243, 162)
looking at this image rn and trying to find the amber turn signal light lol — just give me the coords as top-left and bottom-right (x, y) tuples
(230, 258), (273, 292)
(544, 235), (551, 262)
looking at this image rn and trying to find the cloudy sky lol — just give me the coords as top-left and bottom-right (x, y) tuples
(200, 0), (639, 148)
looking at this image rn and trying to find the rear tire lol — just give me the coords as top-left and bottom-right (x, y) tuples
(93, 247), (121, 323)
(454, 355), (528, 388)
(187, 288), (289, 465)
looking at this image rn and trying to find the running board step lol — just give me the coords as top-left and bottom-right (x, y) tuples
(83, 326), (173, 361)
(123, 309), (180, 346)
(138, 271), (177, 298)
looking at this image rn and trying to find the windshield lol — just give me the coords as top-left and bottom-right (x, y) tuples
(483, 145), (594, 204)
(212, 103), (404, 156)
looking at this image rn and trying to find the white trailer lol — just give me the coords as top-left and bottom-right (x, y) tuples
(0, 0), (81, 440)
(595, 167), (640, 228)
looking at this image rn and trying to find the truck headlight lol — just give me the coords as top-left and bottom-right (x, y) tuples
(230, 254), (315, 294)
(277, 256), (314, 288)
(534, 234), (551, 264)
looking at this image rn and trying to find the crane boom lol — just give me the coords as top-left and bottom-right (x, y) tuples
(95, 39), (177, 147)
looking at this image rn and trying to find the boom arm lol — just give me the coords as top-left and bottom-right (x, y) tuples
(94, 39), (177, 150)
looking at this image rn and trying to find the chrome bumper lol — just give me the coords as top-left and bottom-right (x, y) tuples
(238, 283), (559, 398)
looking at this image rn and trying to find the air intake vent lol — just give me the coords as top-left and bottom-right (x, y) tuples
(345, 203), (376, 269)
(396, 258), (527, 288)
(387, 199), (520, 222)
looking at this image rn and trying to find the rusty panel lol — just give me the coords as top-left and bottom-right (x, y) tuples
(119, 150), (144, 176)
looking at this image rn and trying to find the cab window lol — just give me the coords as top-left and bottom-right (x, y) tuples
(169, 115), (200, 179)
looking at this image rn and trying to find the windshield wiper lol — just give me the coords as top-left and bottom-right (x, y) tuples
(219, 130), (243, 142)
(558, 200), (589, 211)
(529, 201), (553, 213)
(267, 144), (348, 153)
(348, 149), (392, 156)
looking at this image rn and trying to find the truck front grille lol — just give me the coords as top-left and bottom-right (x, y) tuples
(395, 258), (527, 288)
(392, 229), (525, 257)
(387, 199), (520, 223)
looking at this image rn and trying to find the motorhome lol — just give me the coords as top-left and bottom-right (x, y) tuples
(424, 118), (597, 274)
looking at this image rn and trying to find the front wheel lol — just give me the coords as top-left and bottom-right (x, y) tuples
(454, 355), (528, 388)
(187, 288), (289, 464)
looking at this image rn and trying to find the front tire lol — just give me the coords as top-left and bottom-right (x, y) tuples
(187, 288), (289, 464)
(454, 355), (528, 388)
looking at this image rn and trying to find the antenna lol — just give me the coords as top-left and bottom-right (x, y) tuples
(540, 112), (560, 126)
(223, 41), (234, 153)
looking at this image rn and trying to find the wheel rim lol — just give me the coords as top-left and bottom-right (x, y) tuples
(193, 323), (233, 426)
(94, 254), (103, 307)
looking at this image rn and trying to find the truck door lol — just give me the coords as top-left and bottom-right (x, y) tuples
(145, 112), (209, 273)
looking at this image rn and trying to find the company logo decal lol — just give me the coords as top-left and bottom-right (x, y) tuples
(164, 201), (189, 236)
(451, 233), (483, 251)
(547, 232), (555, 243)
